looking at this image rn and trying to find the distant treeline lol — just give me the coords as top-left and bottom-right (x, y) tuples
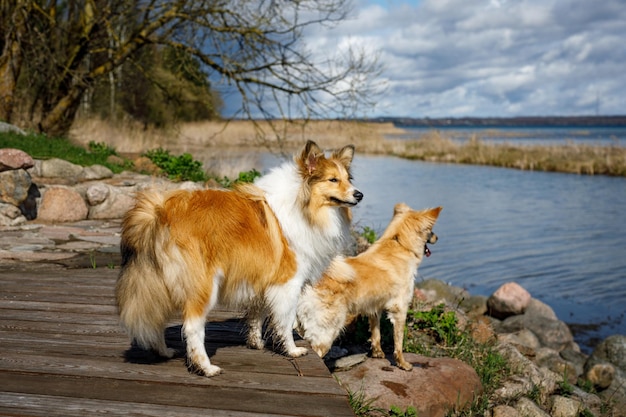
(366, 116), (626, 128)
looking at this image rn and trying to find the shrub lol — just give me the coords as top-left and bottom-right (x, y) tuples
(88, 141), (117, 158)
(144, 147), (207, 182)
(216, 168), (262, 188)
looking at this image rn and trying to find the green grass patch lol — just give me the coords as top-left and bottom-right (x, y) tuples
(0, 131), (128, 173)
(143, 147), (207, 182)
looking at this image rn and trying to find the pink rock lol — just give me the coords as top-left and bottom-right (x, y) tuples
(487, 282), (531, 319)
(335, 353), (482, 417)
(0, 148), (34, 172)
(37, 187), (88, 223)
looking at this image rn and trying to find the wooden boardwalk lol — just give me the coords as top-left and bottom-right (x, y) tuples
(0, 266), (355, 416)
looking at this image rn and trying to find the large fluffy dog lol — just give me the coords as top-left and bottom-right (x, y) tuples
(116, 140), (362, 376)
(296, 204), (441, 370)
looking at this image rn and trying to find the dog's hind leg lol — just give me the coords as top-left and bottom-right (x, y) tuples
(182, 314), (221, 376)
(266, 281), (308, 358)
(181, 271), (222, 377)
(246, 302), (267, 350)
(368, 313), (385, 359)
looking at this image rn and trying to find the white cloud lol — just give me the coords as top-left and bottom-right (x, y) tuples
(303, 0), (626, 117)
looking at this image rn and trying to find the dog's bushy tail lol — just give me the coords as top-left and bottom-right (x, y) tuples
(116, 190), (174, 354)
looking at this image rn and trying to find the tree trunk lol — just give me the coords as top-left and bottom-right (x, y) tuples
(38, 85), (86, 137)
(0, 0), (29, 123)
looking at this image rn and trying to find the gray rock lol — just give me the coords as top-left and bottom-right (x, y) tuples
(0, 169), (32, 206)
(87, 187), (136, 220)
(78, 164), (114, 181)
(525, 298), (558, 321)
(549, 395), (582, 417)
(39, 158), (83, 178)
(494, 343), (560, 400)
(491, 404), (521, 417)
(328, 353), (367, 371)
(535, 347), (578, 384)
(497, 328), (541, 353)
(0, 122), (26, 135)
(587, 334), (626, 372)
(86, 183), (110, 206)
(497, 304), (574, 352)
(0, 203), (23, 219)
(416, 278), (470, 305)
(560, 348), (588, 379)
(460, 294), (488, 317)
(0, 203), (27, 226)
(515, 397), (551, 417)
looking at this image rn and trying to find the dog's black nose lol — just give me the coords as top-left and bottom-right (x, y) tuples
(354, 190), (363, 201)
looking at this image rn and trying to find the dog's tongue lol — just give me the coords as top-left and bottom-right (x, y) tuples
(424, 245), (431, 257)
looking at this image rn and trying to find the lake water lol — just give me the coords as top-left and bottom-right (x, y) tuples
(395, 126), (626, 147)
(348, 155), (626, 353)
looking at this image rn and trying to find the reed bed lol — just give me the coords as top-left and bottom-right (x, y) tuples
(70, 118), (403, 154)
(69, 118), (626, 177)
(395, 132), (626, 176)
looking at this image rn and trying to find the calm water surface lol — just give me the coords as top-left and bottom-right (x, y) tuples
(397, 126), (626, 147)
(349, 156), (626, 353)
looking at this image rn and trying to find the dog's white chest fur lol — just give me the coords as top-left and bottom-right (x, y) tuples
(255, 163), (349, 283)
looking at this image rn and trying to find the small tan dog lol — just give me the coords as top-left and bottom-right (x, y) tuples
(296, 203), (441, 370)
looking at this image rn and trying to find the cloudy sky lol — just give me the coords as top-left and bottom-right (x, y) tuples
(304, 0), (626, 118)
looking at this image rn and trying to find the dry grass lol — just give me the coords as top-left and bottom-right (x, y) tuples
(395, 132), (626, 176)
(70, 117), (404, 155)
(70, 118), (626, 177)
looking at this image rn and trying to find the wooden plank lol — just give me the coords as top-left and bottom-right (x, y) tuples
(0, 392), (287, 417)
(0, 299), (117, 314)
(0, 351), (345, 395)
(1, 372), (354, 417)
(0, 268), (355, 416)
(0, 392), (284, 417)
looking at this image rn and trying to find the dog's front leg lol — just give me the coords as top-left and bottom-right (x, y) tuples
(389, 309), (412, 371)
(266, 282), (308, 358)
(368, 314), (385, 359)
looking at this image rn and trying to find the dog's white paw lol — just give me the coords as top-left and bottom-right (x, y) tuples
(287, 346), (309, 358)
(201, 364), (223, 377)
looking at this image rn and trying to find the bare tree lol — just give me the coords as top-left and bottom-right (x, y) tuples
(0, 0), (30, 123)
(0, 0), (381, 139)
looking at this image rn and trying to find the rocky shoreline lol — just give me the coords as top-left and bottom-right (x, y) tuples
(1, 147), (625, 416)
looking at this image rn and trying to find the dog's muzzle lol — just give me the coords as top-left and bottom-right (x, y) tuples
(353, 190), (363, 202)
(424, 231), (438, 257)
(333, 189), (363, 206)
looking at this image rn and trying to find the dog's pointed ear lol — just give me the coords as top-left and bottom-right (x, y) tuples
(332, 144), (355, 170)
(426, 206), (443, 221)
(394, 203), (410, 215)
(298, 140), (324, 175)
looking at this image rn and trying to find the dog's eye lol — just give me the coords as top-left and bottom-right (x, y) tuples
(328, 178), (339, 183)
